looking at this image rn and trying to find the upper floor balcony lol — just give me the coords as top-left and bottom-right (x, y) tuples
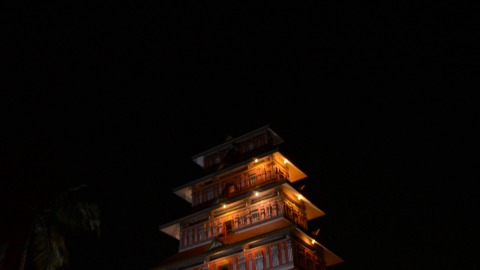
(160, 181), (327, 254)
(185, 238), (299, 270)
(158, 233), (339, 270)
(191, 161), (288, 208)
(174, 152), (308, 208)
(178, 195), (309, 251)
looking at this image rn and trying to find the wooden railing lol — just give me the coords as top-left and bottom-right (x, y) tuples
(179, 198), (307, 251)
(184, 238), (325, 270)
(192, 163), (289, 207)
(187, 239), (295, 270)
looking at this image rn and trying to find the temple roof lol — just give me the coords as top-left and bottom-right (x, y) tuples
(191, 125), (284, 169)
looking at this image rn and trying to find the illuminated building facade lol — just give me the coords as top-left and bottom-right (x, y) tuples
(156, 126), (342, 270)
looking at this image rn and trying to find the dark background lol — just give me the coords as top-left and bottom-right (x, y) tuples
(1, 2), (477, 270)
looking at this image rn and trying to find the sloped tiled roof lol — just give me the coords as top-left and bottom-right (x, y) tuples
(156, 242), (210, 269)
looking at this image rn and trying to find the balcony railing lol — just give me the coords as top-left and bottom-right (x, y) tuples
(192, 162), (289, 207)
(179, 198), (307, 251)
(183, 238), (325, 270)
(184, 239), (294, 270)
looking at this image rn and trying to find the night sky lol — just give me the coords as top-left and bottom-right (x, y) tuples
(1, 2), (477, 270)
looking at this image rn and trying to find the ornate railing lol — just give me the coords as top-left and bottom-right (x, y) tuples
(186, 239), (294, 270)
(192, 162), (289, 207)
(179, 198), (307, 251)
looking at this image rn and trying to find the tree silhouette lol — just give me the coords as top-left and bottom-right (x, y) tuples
(0, 184), (100, 270)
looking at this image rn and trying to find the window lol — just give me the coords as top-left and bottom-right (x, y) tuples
(271, 245), (280, 267)
(207, 188), (213, 200)
(239, 178), (246, 190)
(272, 201), (278, 216)
(240, 213), (245, 226)
(235, 215), (240, 228)
(287, 241), (293, 262)
(199, 225), (206, 240)
(182, 231), (188, 246)
(238, 255), (246, 270)
(217, 221), (223, 234)
(245, 210), (251, 225)
(249, 173), (256, 185)
(251, 209), (259, 223)
(266, 204), (272, 217)
(225, 220), (233, 232)
(255, 252), (264, 270)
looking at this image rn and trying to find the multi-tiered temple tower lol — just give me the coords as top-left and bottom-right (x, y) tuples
(156, 126), (342, 270)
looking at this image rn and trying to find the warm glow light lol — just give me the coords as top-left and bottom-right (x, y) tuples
(255, 191), (259, 196)
(284, 159), (288, 164)
(223, 204), (226, 208)
(298, 195), (303, 200)
(255, 158), (258, 163)
(312, 239), (316, 244)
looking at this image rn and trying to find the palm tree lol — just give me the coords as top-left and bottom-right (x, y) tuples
(1, 184), (101, 270)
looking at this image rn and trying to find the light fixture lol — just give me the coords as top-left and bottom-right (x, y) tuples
(223, 204), (226, 209)
(255, 158), (258, 163)
(297, 195), (303, 200)
(255, 191), (259, 196)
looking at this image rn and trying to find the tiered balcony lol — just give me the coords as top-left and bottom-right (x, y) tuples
(179, 197), (307, 251)
(192, 162), (289, 207)
(186, 238), (295, 270)
(183, 238), (325, 270)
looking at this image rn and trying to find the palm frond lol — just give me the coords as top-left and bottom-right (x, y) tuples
(26, 184), (101, 270)
(32, 219), (68, 270)
(53, 185), (101, 236)
(55, 201), (101, 236)
(0, 241), (7, 269)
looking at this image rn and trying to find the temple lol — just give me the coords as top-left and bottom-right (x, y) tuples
(156, 125), (343, 270)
